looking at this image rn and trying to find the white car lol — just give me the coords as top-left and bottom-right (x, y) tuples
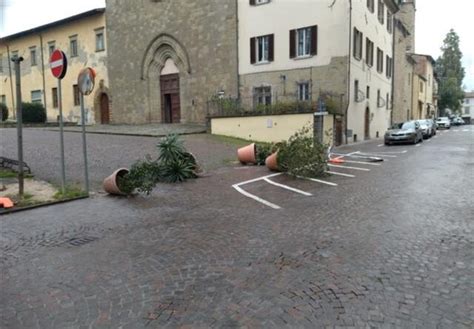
(436, 117), (451, 129)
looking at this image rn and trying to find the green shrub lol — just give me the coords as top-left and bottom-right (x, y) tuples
(255, 143), (273, 165)
(0, 103), (8, 121)
(276, 126), (329, 178)
(22, 102), (46, 123)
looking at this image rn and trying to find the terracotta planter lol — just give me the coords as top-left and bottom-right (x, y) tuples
(237, 143), (257, 164)
(265, 152), (279, 171)
(103, 168), (130, 195)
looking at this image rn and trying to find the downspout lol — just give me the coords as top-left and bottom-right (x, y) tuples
(235, 0), (240, 99)
(345, 0), (353, 144)
(40, 33), (48, 120)
(7, 45), (16, 119)
(391, 19), (395, 125)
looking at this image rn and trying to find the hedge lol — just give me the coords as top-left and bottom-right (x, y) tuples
(22, 102), (46, 123)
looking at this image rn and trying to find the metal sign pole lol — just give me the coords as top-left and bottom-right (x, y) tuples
(79, 93), (90, 195)
(12, 56), (24, 197)
(57, 78), (66, 193)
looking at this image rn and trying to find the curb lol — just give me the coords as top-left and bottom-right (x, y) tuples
(42, 129), (208, 138)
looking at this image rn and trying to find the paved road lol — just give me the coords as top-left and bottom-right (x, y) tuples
(0, 128), (242, 191)
(1, 126), (473, 328)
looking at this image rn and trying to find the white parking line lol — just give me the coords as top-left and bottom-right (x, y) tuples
(296, 175), (338, 186)
(328, 164), (371, 171)
(326, 171), (356, 178)
(463, 129), (468, 132)
(415, 143), (421, 147)
(358, 150), (407, 154)
(355, 152), (397, 158)
(263, 178), (312, 196)
(235, 173), (283, 186)
(426, 139), (432, 142)
(377, 144), (384, 147)
(232, 185), (281, 209)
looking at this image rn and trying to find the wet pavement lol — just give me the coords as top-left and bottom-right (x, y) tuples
(0, 126), (473, 328)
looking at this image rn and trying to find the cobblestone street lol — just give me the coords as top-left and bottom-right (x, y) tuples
(1, 127), (473, 328)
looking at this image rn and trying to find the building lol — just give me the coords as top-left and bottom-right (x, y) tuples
(0, 8), (110, 124)
(409, 54), (437, 120)
(106, 0), (238, 125)
(106, 0), (398, 144)
(462, 91), (474, 122)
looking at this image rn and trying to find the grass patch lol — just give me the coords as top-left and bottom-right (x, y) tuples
(0, 168), (34, 179)
(209, 134), (252, 147)
(0, 168), (18, 178)
(53, 186), (88, 200)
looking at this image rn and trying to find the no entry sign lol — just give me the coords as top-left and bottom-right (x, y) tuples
(50, 50), (68, 79)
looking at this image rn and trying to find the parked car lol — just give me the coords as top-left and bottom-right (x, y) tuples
(436, 117), (451, 129)
(452, 117), (465, 125)
(416, 119), (432, 139)
(384, 121), (423, 145)
(426, 119), (437, 136)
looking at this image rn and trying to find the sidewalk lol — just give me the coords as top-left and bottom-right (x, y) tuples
(44, 123), (207, 137)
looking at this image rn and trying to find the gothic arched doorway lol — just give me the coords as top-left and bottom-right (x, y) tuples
(160, 58), (180, 123)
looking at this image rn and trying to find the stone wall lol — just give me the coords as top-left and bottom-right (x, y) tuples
(106, 0), (238, 124)
(239, 56), (349, 113)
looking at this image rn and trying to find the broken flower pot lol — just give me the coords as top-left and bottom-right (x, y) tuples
(103, 168), (130, 195)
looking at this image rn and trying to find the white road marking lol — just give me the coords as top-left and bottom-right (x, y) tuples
(358, 150), (407, 154)
(326, 171), (355, 178)
(342, 160), (382, 166)
(415, 143), (421, 147)
(235, 173), (283, 186)
(263, 178), (312, 196)
(463, 129), (468, 132)
(328, 164), (371, 171)
(377, 144), (384, 147)
(232, 184), (281, 209)
(295, 175), (338, 186)
(433, 136), (438, 138)
(426, 139), (431, 142)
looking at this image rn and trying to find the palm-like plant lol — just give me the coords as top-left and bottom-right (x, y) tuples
(157, 134), (186, 164)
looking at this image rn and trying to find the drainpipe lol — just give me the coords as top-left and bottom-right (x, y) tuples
(39, 34), (48, 120)
(345, 0), (353, 144)
(391, 19), (395, 125)
(235, 0), (240, 99)
(7, 45), (16, 119)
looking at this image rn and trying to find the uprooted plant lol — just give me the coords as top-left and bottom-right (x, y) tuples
(275, 125), (329, 178)
(117, 134), (199, 195)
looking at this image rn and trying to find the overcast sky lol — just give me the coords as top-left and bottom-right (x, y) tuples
(0, 0), (473, 90)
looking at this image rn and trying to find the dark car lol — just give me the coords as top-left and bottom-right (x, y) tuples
(384, 121), (423, 145)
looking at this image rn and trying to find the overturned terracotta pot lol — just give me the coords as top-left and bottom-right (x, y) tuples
(103, 168), (130, 195)
(237, 143), (257, 164)
(265, 152), (279, 171)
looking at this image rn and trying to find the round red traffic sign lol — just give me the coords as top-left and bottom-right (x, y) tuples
(50, 50), (68, 79)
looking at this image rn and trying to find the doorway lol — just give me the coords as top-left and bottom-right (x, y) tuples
(364, 107), (370, 140)
(100, 93), (110, 124)
(335, 118), (343, 146)
(160, 73), (180, 123)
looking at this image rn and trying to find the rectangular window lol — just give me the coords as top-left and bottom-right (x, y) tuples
(70, 36), (78, 57)
(254, 86), (272, 106)
(95, 29), (105, 51)
(366, 86), (370, 99)
(465, 107), (470, 115)
(466, 99), (470, 104)
(48, 41), (55, 57)
(30, 47), (37, 66)
(298, 82), (310, 101)
(250, 0), (270, 5)
(290, 25), (317, 58)
(377, 89), (381, 107)
(250, 34), (274, 64)
(353, 28), (363, 60)
(367, 0), (375, 13)
(377, 48), (383, 73)
(365, 38), (374, 66)
(354, 80), (359, 102)
(378, 0), (385, 24)
(52, 87), (58, 108)
(387, 11), (393, 33)
(73, 85), (80, 106)
(31, 90), (42, 104)
(385, 56), (392, 78)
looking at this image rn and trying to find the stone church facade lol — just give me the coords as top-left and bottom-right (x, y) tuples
(106, 0), (238, 124)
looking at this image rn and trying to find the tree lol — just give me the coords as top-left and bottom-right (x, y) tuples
(435, 29), (465, 115)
